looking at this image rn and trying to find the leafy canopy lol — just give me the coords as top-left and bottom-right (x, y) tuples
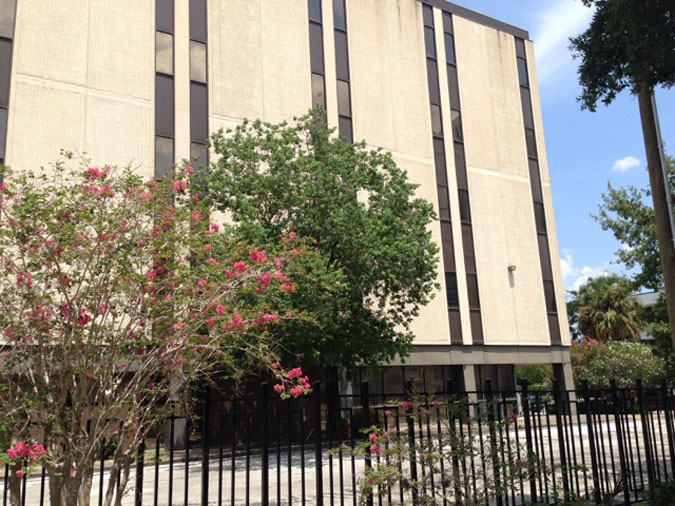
(196, 111), (440, 373)
(567, 274), (643, 341)
(569, 0), (675, 111)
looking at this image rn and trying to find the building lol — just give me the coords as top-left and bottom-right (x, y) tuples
(0, 0), (573, 393)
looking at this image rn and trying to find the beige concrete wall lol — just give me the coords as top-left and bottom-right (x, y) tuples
(7, 0), (154, 177)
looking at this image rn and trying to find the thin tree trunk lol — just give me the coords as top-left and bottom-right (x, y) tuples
(8, 476), (21, 506)
(637, 88), (675, 348)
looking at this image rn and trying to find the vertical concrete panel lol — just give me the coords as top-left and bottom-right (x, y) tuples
(525, 41), (551, 183)
(175, 0), (191, 162)
(261, 0), (311, 123)
(322, 0), (339, 131)
(208, 0), (263, 121)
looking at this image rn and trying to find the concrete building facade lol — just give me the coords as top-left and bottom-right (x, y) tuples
(0, 0), (573, 392)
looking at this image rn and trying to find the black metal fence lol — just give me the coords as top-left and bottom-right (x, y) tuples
(3, 378), (675, 505)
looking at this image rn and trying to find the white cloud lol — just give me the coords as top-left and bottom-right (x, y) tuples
(612, 155), (641, 173)
(531, 0), (594, 90)
(560, 250), (612, 295)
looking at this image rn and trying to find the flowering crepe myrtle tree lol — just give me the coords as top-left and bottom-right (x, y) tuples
(0, 157), (311, 506)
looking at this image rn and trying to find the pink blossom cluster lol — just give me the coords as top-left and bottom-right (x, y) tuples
(249, 249), (267, 263)
(173, 180), (187, 194)
(80, 184), (114, 198)
(5, 442), (47, 477)
(16, 271), (32, 288)
(84, 166), (110, 180)
(273, 367), (312, 398)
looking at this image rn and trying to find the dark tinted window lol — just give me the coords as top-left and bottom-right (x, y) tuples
(517, 57), (529, 87)
(0, 107), (7, 162)
(454, 142), (467, 186)
(525, 128), (537, 158)
(338, 116), (352, 143)
(0, 39), (11, 108)
(445, 272), (459, 307)
(309, 22), (324, 74)
(333, 0), (346, 30)
(422, 5), (434, 28)
(442, 12), (453, 35)
(470, 310), (483, 343)
(311, 73), (325, 108)
(308, 0), (322, 23)
(444, 33), (456, 65)
(190, 142), (208, 169)
(458, 189), (470, 222)
(0, 0), (16, 39)
(446, 64), (460, 108)
(538, 235), (552, 279)
(156, 0), (174, 33)
(529, 159), (543, 202)
(462, 223), (475, 272)
(440, 220), (456, 271)
(548, 313), (562, 344)
(534, 202), (547, 233)
(451, 109), (462, 141)
(449, 309), (462, 344)
(155, 136), (174, 179)
(437, 185), (450, 220)
(515, 37), (526, 59)
(543, 279), (556, 312)
(155, 32), (174, 76)
(424, 26), (436, 59)
(433, 138), (447, 185)
(189, 0), (207, 41)
(335, 30), (349, 80)
(426, 59), (440, 105)
(337, 80), (351, 117)
(466, 273), (480, 309)
(520, 87), (533, 128)
(190, 82), (208, 142)
(155, 74), (174, 137)
(431, 104), (442, 136)
(190, 41), (207, 83)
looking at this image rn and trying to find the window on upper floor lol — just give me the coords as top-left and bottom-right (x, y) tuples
(0, 0), (16, 39)
(190, 41), (207, 83)
(155, 32), (174, 76)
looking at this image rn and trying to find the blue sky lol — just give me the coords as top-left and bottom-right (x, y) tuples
(453, 0), (675, 294)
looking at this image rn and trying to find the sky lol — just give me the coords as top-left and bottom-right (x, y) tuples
(451, 0), (675, 295)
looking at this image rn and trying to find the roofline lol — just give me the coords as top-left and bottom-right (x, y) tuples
(419, 0), (530, 41)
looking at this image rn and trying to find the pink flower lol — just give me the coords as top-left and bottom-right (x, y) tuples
(289, 231), (296, 241)
(186, 166), (194, 175)
(173, 322), (186, 332)
(206, 258), (220, 266)
(197, 279), (207, 288)
(249, 249), (267, 263)
(173, 181), (187, 194)
(192, 212), (202, 222)
(288, 367), (303, 380)
(369, 434), (377, 443)
(15, 470), (25, 479)
(271, 362), (280, 369)
(432, 401), (441, 409)
(290, 386), (304, 398)
(384, 410), (392, 417)
(210, 223), (220, 232)
(7, 449), (18, 461)
(233, 261), (246, 272)
(369, 445), (377, 453)
(215, 305), (226, 316)
(204, 244), (212, 251)
(65, 151), (73, 158)
(508, 413), (518, 423)
(273, 384), (285, 394)
(514, 459), (523, 468)
(402, 401), (412, 413)
(379, 447), (385, 456)
(280, 284), (291, 292)
(266, 314), (278, 323)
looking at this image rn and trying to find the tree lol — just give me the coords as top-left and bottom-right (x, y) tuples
(594, 155), (675, 291)
(570, 0), (675, 347)
(0, 158), (309, 506)
(196, 111), (439, 373)
(567, 274), (643, 341)
(570, 340), (665, 389)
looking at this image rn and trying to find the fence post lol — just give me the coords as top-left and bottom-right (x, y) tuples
(610, 379), (630, 505)
(405, 381), (418, 506)
(135, 442), (144, 506)
(581, 380), (602, 504)
(260, 383), (269, 506)
(314, 381), (324, 506)
(200, 385), (210, 506)
(636, 379), (656, 489)
(660, 379), (675, 478)
(519, 379), (538, 504)
(360, 382), (374, 506)
(446, 379), (462, 504)
(552, 379), (570, 504)
(484, 379), (503, 506)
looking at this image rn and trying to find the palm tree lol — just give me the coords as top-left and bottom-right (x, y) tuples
(568, 274), (644, 341)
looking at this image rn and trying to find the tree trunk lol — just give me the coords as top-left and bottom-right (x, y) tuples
(637, 89), (675, 348)
(7, 475), (21, 506)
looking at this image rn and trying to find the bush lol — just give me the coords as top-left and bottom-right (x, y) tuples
(648, 480), (675, 506)
(571, 340), (665, 389)
(516, 364), (553, 391)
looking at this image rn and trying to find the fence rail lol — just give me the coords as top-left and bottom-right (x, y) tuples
(3, 379), (675, 505)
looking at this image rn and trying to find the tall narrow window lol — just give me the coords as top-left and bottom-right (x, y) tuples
(0, 0), (17, 166)
(423, 5), (462, 344)
(307, 0), (327, 122)
(515, 36), (561, 345)
(333, 0), (353, 142)
(442, 11), (483, 344)
(155, 0), (174, 178)
(190, 0), (208, 170)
